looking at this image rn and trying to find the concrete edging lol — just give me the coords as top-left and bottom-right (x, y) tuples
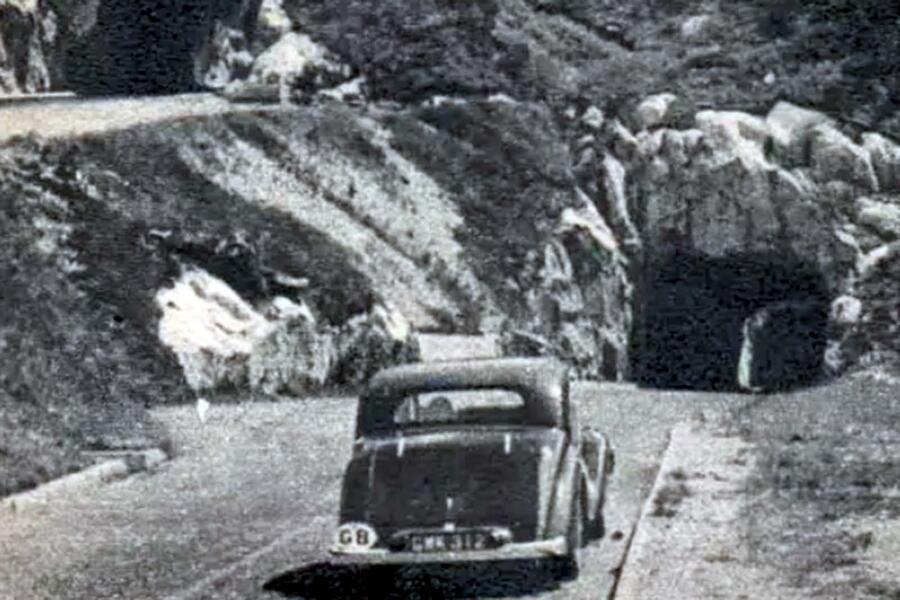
(611, 421), (685, 598)
(1, 449), (168, 515)
(613, 421), (783, 600)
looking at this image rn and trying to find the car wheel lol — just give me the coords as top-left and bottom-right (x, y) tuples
(551, 494), (583, 581)
(580, 481), (604, 541)
(589, 511), (605, 540)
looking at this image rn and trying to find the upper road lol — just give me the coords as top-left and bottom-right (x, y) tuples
(0, 93), (273, 142)
(0, 384), (747, 600)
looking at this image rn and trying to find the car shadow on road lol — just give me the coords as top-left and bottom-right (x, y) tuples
(263, 560), (564, 599)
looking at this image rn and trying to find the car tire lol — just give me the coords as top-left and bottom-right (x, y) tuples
(552, 493), (583, 581)
(586, 509), (605, 540)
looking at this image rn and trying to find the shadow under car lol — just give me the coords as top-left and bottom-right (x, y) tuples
(263, 559), (565, 599)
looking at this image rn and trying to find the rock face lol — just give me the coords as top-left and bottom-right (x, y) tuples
(631, 107), (845, 269)
(0, 0), (55, 93)
(248, 31), (347, 89)
(156, 268), (417, 394)
(635, 93), (679, 130)
(614, 100), (899, 387)
(5, 58), (899, 393)
(156, 268), (282, 392)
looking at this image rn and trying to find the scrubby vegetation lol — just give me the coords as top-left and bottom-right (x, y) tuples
(0, 139), (181, 495)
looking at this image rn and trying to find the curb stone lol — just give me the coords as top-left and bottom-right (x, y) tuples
(614, 422), (787, 600)
(1, 448), (168, 515)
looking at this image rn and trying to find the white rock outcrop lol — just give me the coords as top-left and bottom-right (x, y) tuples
(809, 123), (880, 192)
(831, 295), (863, 326)
(680, 15), (716, 41)
(765, 101), (833, 165)
(250, 31), (349, 87)
(862, 133), (900, 192)
(856, 197), (900, 239)
(635, 93), (679, 130)
(256, 0), (292, 45)
(156, 268), (328, 394)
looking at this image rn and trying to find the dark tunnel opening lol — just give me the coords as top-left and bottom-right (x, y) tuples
(633, 251), (831, 392)
(64, 0), (255, 96)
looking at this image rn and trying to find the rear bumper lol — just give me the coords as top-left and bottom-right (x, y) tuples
(328, 536), (567, 565)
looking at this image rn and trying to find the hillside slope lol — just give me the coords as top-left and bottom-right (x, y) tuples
(0, 97), (630, 495)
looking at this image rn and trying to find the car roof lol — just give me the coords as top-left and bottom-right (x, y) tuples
(362, 357), (568, 403)
(357, 358), (569, 434)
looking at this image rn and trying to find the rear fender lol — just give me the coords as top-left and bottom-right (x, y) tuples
(339, 453), (371, 523)
(581, 431), (613, 519)
(544, 442), (579, 539)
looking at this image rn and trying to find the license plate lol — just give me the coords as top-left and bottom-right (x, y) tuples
(408, 531), (489, 553)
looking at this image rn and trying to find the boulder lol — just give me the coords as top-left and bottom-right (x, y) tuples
(855, 197), (900, 239)
(680, 15), (717, 42)
(658, 128), (704, 166)
(156, 268), (274, 391)
(601, 153), (641, 249)
(248, 315), (333, 395)
(765, 101), (833, 166)
(859, 241), (900, 280)
(558, 200), (620, 255)
(156, 268), (336, 395)
(830, 295), (862, 327)
(316, 76), (367, 105)
(608, 118), (640, 160)
(862, 132), (900, 192)
(636, 129), (666, 158)
(809, 123), (880, 192)
(255, 0), (292, 49)
(249, 31), (349, 90)
(266, 295), (315, 323)
(581, 106), (605, 131)
(636, 93), (679, 130)
(695, 110), (770, 147)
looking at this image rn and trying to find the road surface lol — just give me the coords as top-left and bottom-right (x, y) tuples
(0, 384), (747, 599)
(0, 93), (277, 142)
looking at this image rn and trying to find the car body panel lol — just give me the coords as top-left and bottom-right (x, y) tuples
(332, 358), (612, 565)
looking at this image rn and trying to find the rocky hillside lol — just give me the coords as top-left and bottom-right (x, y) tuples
(2, 0), (900, 495)
(4, 1), (900, 133)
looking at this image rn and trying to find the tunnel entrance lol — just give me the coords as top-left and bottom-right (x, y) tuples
(64, 0), (244, 95)
(633, 251), (831, 391)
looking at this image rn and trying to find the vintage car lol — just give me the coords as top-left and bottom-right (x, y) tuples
(330, 357), (614, 577)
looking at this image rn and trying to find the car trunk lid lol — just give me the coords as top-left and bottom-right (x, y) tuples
(364, 428), (564, 544)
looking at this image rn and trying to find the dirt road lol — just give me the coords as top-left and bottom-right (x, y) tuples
(0, 93), (274, 142)
(0, 384), (746, 599)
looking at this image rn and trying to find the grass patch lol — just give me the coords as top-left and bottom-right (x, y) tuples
(724, 375), (900, 595)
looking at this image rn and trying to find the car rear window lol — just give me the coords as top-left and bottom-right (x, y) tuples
(392, 389), (526, 428)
